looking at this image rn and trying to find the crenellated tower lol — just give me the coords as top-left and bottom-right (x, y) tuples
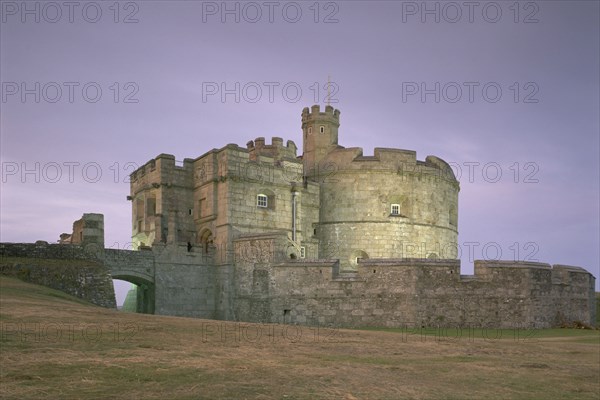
(302, 104), (340, 178)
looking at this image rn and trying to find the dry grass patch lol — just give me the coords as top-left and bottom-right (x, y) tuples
(1, 277), (598, 399)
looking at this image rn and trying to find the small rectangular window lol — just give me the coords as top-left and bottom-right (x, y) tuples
(300, 246), (306, 258)
(146, 198), (156, 217)
(391, 204), (400, 215)
(198, 198), (205, 218)
(257, 194), (268, 208)
(136, 198), (144, 219)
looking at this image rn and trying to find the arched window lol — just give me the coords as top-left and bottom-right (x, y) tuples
(319, 126), (325, 134)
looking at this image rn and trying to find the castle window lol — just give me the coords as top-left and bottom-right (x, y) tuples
(449, 205), (457, 227)
(391, 204), (400, 215)
(300, 246), (306, 258)
(198, 198), (205, 218)
(146, 197), (156, 217)
(136, 198), (144, 219)
(257, 190), (276, 210)
(319, 126), (325, 134)
(308, 127), (312, 135)
(257, 194), (268, 208)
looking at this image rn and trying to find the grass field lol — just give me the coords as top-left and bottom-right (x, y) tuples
(1, 277), (598, 400)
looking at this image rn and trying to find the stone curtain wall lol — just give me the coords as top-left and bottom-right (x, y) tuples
(232, 250), (596, 328)
(0, 241), (105, 261)
(0, 243), (116, 308)
(2, 240), (594, 329)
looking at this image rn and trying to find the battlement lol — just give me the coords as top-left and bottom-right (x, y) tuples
(246, 136), (298, 161)
(323, 146), (458, 182)
(301, 104), (340, 124)
(354, 147), (417, 163)
(469, 260), (596, 286)
(130, 153), (194, 183)
(475, 260), (552, 271)
(351, 259), (595, 284)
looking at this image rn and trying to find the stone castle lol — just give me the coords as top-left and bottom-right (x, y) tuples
(0, 105), (596, 328)
(131, 105), (458, 266)
(123, 105), (595, 328)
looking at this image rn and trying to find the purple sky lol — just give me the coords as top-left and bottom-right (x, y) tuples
(1, 1), (599, 304)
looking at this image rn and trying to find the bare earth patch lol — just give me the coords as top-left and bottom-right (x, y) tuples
(1, 277), (598, 399)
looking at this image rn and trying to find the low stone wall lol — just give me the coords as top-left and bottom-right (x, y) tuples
(0, 242), (103, 261)
(0, 253), (116, 309)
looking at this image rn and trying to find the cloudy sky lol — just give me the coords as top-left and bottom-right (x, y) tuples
(1, 0), (599, 303)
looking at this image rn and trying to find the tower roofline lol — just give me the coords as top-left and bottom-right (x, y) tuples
(302, 104), (340, 124)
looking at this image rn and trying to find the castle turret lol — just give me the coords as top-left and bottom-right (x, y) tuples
(302, 105), (340, 178)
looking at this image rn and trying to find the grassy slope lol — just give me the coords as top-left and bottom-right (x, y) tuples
(1, 276), (598, 400)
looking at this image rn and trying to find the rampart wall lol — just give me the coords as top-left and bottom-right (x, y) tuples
(232, 235), (596, 328)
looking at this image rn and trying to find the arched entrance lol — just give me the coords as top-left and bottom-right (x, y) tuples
(112, 274), (155, 314)
(199, 229), (213, 254)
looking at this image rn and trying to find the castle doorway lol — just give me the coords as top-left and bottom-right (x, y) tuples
(112, 276), (155, 314)
(199, 229), (213, 254)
